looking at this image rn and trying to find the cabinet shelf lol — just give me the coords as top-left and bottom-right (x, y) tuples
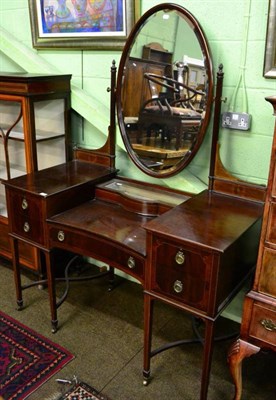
(0, 125), (65, 142)
(0, 161), (27, 180)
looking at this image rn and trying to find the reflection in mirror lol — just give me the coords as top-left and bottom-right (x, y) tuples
(117, 4), (213, 177)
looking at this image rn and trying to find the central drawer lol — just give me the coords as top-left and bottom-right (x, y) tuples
(48, 225), (146, 283)
(150, 239), (213, 312)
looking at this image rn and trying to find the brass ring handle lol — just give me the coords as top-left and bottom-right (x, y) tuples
(260, 319), (276, 332)
(22, 198), (28, 210)
(57, 231), (65, 242)
(173, 280), (183, 293)
(127, 256), (135, 269)
(23, 222), (30, 233)
(175, 251), (185, 265)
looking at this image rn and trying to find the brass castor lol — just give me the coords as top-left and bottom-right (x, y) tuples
(143, 370), (150, 386)
(51, 320), (58, 334)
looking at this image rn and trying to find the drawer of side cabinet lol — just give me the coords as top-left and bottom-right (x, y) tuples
(258, 247), (276, 297)
(249, 303), (276, 347)
(150, 240), (213, 312)
(266, 202), (276, 244)
(8, 191), (44, 245)
(48, 226), (145, 282)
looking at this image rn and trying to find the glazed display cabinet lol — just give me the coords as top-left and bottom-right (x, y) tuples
(0, 72), (71, 273)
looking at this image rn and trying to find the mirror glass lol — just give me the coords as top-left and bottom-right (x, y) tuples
(117, 4), (213, 177)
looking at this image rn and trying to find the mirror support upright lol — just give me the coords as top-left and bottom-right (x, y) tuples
(108, 60), (117, 169)
(209, 64), (224, 190)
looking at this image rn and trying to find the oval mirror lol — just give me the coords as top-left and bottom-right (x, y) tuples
(117, 3), (213, 178)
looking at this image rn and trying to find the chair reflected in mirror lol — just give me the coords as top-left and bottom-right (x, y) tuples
(137, 72), (205, 151)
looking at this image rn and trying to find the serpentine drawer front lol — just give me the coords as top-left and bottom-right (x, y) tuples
(150, 238), (212, 312)
(48, 225), (145, 282)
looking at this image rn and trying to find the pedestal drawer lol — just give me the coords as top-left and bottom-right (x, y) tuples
(249, 303), (276, 346)
(151, 240), (213, 312)
(8, 191), (44, 245)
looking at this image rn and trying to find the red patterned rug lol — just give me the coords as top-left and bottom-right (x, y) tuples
(0, 311), (74, 400)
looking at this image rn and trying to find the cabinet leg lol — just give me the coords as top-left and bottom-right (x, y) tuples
(10, 237), (23, 310)
(200, 319), (215, 400)
(143, 294), (154, 385)
(228, 338), (260, 400)
(44, 250), (58, 333)
(108, 266), (116, 291)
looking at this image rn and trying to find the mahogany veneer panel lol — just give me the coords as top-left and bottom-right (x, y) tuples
(259, 248), (276, 297)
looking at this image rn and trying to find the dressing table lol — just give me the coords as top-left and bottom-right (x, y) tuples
(3, 4), (268, 400)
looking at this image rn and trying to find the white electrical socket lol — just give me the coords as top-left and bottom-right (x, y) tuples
(222, 112), (251, 131)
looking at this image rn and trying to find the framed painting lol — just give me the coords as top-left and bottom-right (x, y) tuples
(28, 0), (140, 50)
(264, 0), (276, 78)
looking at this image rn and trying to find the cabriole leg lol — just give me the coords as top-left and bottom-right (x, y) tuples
(228, 338), (260, 400)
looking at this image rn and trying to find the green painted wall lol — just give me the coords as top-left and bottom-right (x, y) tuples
(0, 0), (275, 193)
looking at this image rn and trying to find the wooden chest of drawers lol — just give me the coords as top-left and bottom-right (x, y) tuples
(228, 96), (276, 400)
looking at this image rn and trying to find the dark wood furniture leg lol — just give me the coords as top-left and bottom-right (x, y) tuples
(10, 237), (23, 310)
(143, 292), (216, 400)
(200, 319), (215, 400)
(44, 250), (58, 333)
(228, 338), (260, 400)
(143, 293), (154, 385)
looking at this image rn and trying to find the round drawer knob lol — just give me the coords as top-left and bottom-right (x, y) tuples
(22, 198), (28, 210)
(173, 280), (183, 293)
(23, 222), (30, 233)
(57, 231), (65, 242)
(175, 251), (185, 265)
(127, 256), (135, 269)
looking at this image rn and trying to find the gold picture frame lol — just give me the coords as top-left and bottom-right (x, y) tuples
(28, 0), (140, 50)
(264, 0), (276, 78)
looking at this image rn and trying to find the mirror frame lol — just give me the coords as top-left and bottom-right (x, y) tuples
(116, 3), (214, 178)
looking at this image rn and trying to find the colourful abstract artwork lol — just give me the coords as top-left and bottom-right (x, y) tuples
(38, 0), (125, 36)
(29, 0), (138, 49)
